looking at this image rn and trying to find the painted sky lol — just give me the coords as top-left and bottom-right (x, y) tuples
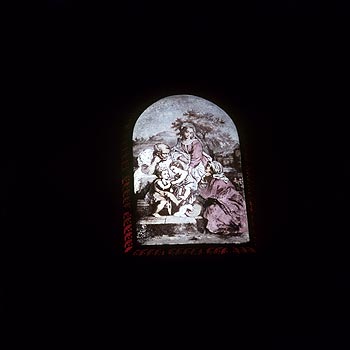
(133, 94), (238, 141)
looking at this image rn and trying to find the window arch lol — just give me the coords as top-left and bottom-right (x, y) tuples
(123, 94), (254, 255)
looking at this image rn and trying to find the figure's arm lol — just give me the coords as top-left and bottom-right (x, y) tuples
(199, 174), (210, 188)
(172, 144), (190, 165)
(179, 187), (191, 201)
(171, 170), (187, 185)
(147, 155), (161, 175)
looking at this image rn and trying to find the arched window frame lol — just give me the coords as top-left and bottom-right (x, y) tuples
(121, 94), (256, 257)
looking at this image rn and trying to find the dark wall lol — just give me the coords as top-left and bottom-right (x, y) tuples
(4, 2), (349, 346)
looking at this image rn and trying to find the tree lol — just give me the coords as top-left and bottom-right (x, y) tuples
(171, 110), (237, 156)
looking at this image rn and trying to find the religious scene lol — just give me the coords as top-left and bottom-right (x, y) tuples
(133, 95), (250, 245)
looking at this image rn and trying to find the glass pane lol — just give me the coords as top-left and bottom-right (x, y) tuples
(132, 94), (250, 246)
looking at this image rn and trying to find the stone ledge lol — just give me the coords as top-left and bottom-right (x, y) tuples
(137, 216), (198, 225)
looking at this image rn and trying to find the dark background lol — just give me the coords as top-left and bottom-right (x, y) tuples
(3, 1), (349, 346)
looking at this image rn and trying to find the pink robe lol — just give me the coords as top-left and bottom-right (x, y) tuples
(199, 176), (248, 234)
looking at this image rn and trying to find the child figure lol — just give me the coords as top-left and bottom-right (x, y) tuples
(169, 161), (198, 217)
(151, 168), (180, 217)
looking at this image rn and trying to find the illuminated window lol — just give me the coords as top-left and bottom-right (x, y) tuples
(123, 94), (254, 255)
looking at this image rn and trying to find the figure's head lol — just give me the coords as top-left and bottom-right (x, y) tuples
(180, 124), (196, 140)
(154, 143), (171, 160)
(207, 161), (224, 175)
(156, 168), (170, 180)
(169, 160), (184, 174)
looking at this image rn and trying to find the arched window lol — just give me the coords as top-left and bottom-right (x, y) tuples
(122, 94), (255, 255)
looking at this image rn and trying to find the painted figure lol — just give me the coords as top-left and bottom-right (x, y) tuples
(171, 124), (212, 183)
(169, 160), (198, 217)
(149, 168), (180, 217)
(134, 143), (173, 196)
(199, 161), (248, 235)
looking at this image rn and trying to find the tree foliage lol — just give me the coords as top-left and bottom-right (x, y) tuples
(171, 110), (237, 156)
